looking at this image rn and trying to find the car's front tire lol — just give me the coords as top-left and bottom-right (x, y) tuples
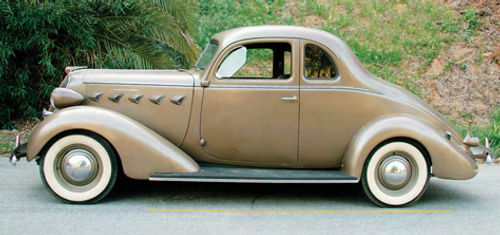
(361, 141), (430, 207)
(40, 133), (118, 203)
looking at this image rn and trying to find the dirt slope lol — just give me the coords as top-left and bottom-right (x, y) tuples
(420, 0), (499, 125)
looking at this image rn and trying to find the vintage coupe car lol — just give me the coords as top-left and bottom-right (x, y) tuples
(10, 26), (479, 206)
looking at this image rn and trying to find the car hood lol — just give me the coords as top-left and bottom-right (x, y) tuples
(76, 69), (195, 87)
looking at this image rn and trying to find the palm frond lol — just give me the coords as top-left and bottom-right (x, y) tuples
(93, 0), (198, 68)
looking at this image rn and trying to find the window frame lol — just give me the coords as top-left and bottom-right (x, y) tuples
(194, 41), (219, 70)
(214, 42), (293, 81)
(303, 43), (339, 81)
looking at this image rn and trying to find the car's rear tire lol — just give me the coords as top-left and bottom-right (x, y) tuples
(361, 141), (430, 207)
(40, 133), (118, 203)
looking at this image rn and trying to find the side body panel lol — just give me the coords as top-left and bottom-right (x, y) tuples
(342, 115), (478, 180)
(82, 69), (194, 146)
(85, 84), (193, 146)
(298, 89), (463, 169)
(27, 106), (200, 179)
(201, 87), (299, 165)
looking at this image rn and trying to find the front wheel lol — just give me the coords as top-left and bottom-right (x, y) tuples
(40, 133), (118, 203)
(361, 141), (430, 207)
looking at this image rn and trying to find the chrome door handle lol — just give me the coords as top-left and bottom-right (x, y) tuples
(281, 95), (297, 101)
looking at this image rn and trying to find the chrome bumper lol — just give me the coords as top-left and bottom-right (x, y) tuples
(470, 144), (495, 162)
(9, 134), (27, 166)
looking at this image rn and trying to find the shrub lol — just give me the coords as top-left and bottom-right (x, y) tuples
(0, 0), (198, 128)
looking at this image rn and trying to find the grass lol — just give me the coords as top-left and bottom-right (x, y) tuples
(0, 132), (14, 154)
(319, 0), (468, 96)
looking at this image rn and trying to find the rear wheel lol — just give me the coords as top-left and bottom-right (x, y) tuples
(361, 141), (430, 207)
(40, 133), (118, 203)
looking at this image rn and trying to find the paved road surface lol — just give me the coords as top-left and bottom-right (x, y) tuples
(1, 159), (499, 234)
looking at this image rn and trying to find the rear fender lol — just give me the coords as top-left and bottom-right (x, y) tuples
(342, 114), (477, 180)
(27, 106), (199, 179)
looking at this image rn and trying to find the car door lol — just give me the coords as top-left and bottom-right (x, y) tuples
(200, 39), (299, 165)
(298, 40), (346, 168)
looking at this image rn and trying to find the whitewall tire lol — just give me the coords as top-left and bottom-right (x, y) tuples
(40, 133), (118, 203)
(361, 141), (430, 207)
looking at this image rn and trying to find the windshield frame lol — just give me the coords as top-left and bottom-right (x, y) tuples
(194, 41), (219, 70)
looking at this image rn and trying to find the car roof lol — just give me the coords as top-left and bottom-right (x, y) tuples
(211, 25), (339, 49)
(210, 25), (367, 81)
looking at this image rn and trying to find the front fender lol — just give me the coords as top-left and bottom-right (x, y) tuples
(342, 114), (478, 180)
(27, 106), (199, 179)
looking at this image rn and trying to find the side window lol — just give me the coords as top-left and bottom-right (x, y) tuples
(217, 43), (292, 79)
(304, 44), (337, 79)
(234, 48), (273, 77)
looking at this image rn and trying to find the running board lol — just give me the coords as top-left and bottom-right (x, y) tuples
(149, 164), (359, 183)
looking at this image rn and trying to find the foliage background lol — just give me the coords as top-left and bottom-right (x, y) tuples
(0, 0), (198, 129)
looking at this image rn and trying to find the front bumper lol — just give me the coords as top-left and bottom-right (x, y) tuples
(9, 134), (27, 166)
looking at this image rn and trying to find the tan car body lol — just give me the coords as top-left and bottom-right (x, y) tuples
(26, 26), (477, 181)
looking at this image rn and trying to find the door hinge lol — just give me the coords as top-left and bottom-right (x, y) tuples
(200, 80), (210, 87)
(200, 138), (206, 146)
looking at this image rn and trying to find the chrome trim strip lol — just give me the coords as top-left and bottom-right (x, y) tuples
(84, 81), (192, 87)
(89, 92), (103, 102)
(9, 134), (20, 166)
(42, 108), (54, 118)
(108, 93), (123, 103)
(170, 95), (186, 105)
(208, 84), (297, 89)
(149, 95), (165, 105)
(148, 177), (359, 184)
(301, 86), (382, 94)
(281, 95), (298, 101)
(128, 94), (144, 104)
(206, 84), (381, 94)
(113, 88), (139, 92)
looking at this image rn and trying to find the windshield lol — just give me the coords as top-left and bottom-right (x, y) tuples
(194, 42), (218, 69)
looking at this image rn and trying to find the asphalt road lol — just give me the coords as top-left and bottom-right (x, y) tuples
(1, 158), (499, 235)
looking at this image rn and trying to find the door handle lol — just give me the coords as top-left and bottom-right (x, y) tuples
(281, 95), (297, 101)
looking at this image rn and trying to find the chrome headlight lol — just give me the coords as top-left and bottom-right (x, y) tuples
(50, 88), (85, 109)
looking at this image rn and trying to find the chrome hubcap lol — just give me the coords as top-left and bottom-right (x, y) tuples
(60, 149), (98, 186)
(378, 155), (412, 190)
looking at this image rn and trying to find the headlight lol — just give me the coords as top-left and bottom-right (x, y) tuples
(50, 88), (85, 109)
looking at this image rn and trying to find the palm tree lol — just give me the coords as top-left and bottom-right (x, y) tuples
(90, 0), (199, 68)
(0, 0), (199, 128)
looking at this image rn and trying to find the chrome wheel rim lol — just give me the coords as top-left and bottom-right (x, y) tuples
(60, 148), (99, 186)
(378, 155), (412, 190)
